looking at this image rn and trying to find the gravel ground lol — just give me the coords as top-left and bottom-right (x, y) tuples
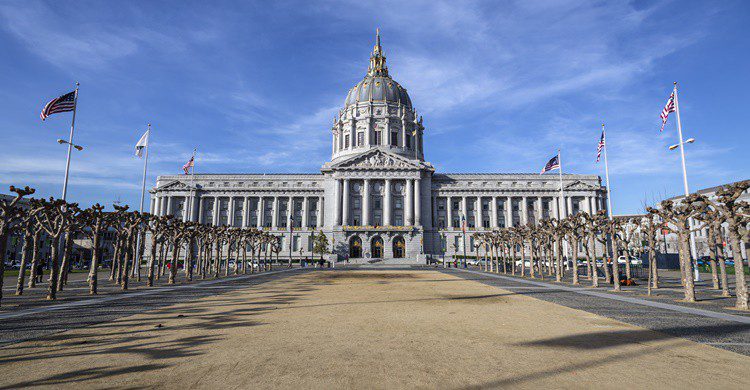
(444, 266), (750, 356)
(0, 269), (748, 389)
(0, 268), (305, 346)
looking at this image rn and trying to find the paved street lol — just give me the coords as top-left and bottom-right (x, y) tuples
(0, 267), (748, 389)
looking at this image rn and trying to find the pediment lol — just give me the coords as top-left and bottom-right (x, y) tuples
(157, 180), (191, 190)
(330, 149), (425, 171)
(564, 180), (598, 191)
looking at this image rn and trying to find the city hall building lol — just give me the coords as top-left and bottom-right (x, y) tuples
(150, 33), (606, 263)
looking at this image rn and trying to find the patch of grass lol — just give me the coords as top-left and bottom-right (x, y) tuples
(2, 269), (90, 277)
(698, 264), (750, 275)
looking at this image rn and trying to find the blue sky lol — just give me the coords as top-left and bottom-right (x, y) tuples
(0, 0), (748, 214)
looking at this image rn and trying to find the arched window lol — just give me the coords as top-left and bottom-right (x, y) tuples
(393, 236), (405, 258)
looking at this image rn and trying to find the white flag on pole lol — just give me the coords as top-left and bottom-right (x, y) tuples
(135, 129), (149, 157)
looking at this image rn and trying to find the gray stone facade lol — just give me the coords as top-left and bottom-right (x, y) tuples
(150, 32), (606, 263)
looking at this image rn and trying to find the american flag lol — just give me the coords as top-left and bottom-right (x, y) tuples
(40, 90), (76, 121)
(182, 155), (194, 174)
(660, 91), (675, 132)
(540, 155), (560, 174)
(596, 131), (605, 162)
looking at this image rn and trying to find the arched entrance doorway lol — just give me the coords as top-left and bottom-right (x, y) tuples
(393, 236), (405, 258)
(349, 236), (362, 258)
(371, 236), (384, 258)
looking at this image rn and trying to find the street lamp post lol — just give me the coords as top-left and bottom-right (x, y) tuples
(667, 136), (700, 281)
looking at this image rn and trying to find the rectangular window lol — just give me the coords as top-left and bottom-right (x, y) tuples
(391, 132), (398, 145)
(405, 135), (411, 148)
(374, 131), (381, 145)
(345, 135), (350, 148)
(357, 132), (364, 146)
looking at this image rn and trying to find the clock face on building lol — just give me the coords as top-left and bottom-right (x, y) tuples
(373, 183), (382, 193)
(352, 183), (361, 193)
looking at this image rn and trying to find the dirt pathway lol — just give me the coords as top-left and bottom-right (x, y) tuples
(0, 270), (748, 389)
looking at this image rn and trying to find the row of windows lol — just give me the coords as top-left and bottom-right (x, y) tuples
(338, 130), (416, 150)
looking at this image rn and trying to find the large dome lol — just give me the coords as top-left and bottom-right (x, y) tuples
(343, 29), (412, 109)
(344, 76), (412, 108)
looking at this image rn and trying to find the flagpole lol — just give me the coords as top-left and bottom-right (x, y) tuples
(139, 124), (150, 214)
(60, 82), (80, 201)
(558, 149), (564, 218)
(602, 124), (613, 219)
(557, 148), (568, 260)
(188, 148), (196, 222)
(672, 82), (700, 280)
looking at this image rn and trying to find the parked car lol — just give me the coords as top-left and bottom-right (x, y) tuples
(514, 260), (532, 268)
(617, 256), (642, 265)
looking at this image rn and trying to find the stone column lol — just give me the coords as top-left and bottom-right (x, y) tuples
(197, 197), (204, 224)
(212, 197), (220, 226)
(506, 197), (513, 227)
(590, 196), (597, 214)
(287, 196), (293, 229)
(272, 196), (279, 228)
(362, 179), (370, 226)
(445, 196), (453, 229)
(549, 196), (557, 219)
(342, 179), (350, 226)
(302, 197), (309, 228)
(474, 197), (481, 229)
(228, 197), (235, 227)
(491, 196), (498, 228)
(152, 196), (160, 216)
(583, 196), (591, 214)
(257, 197), (263, 228)
(431, 194), (438, 228)
(334, 179), (342, 226)
(165, 196), (173, 217)
(536, 197), (543, 222)
(521, 196), (528, 225)
(317, 196), (324, 228)
(405, 179), (414, 225)
(414, 178), (422, 226)
(462, 196), (468, 224)
(566, 196), (573, 217)
(384, 179), (392, 226)
(241, 197), (249, 227)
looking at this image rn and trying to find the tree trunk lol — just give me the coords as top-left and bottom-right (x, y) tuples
(555, 238), (562, 282)
(147, 236), (158, 287)
(28, 230), (41, 288)
(728, 229), (748, 310)
(214, 240), (221, 278)
(678, 229), (696, 302)
(136, 230), (145, 282)
(110, 240), (120, 282)
(16, 228), (32, 295)
(47, 236), (61, 300)
(185, 237), (194, 281)
(707, 227), (719, 290)
(122, 234), (132, 290)
(714, 228), (729, 297)
(0, 235), (6, 305)
(589, 233), (598, 288)
(572, 237), (579, 285)
(611, 233), (621, 291)
(168, 240), (179, 284)
(58, 231), (73, 291)
(89, 228), (101, 294)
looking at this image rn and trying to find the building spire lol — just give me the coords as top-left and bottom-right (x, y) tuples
(368, 28), (388, 76)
